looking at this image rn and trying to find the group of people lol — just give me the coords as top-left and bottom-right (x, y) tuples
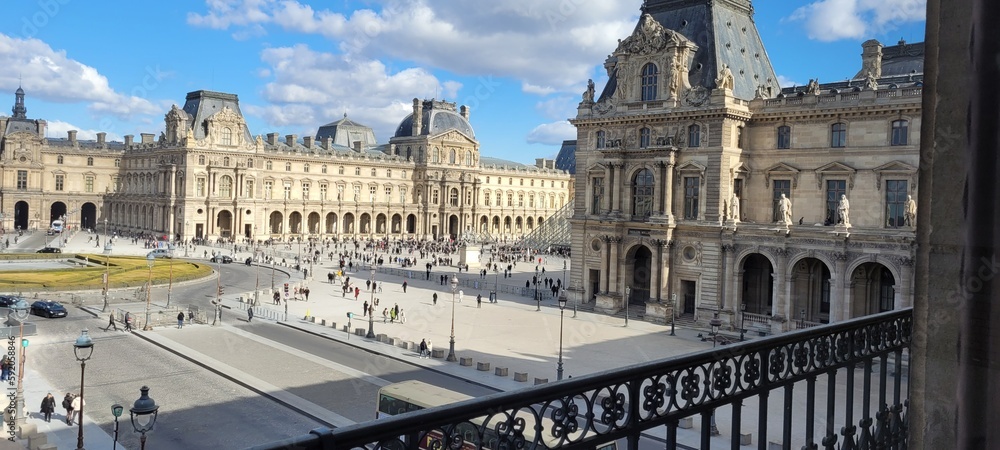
(36, 392), (84, 425)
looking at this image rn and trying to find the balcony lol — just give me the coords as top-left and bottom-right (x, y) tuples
(252, 308), (911, 450)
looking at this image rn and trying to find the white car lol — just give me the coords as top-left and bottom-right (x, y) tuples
(147, 249), (173, 259)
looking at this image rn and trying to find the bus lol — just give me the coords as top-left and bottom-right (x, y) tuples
(377, 380), (617, 450)
(50, 220), (64, 233)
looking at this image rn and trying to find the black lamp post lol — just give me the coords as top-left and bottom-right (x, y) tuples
(73, 329), (95, 450)
(366, 266), (376, 339)
(709, 313), (722, 348)
(111, 404), (124, 450)
(129, 386), (159, 450)
(557, 290), (567, 380)
(447, 275), (458, 362)
(534, 268), (540, 311)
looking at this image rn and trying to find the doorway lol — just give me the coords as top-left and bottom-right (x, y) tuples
(589, 269), (601, 301)
(681, 280), (697, 314)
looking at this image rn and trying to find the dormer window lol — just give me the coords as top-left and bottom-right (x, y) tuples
(87, 157), (94, 166)
(641, 63), (658, 101)
(221, 127), (233, 146)
(57, 155), (64, 164)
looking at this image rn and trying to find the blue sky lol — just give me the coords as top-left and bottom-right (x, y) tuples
(0, 0), (926, 164)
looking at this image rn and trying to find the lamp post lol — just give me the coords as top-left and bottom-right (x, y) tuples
(366, 266), (376, 339)
(670, 293), (677, 336)
(111, 404), (123, 450)
(709, 313), (722, 348)
(557, 290), (567, 381)
(12, 299), (29, 425)
(129, 386), (159, 450)
(534, 268), (540, 311)
(143, 254), (154, 331)
(73, 329), (95, 450)
(624, 287), (630, 327)
(447, 275), (458, 362)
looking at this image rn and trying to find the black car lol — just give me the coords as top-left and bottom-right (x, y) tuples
(0, 295), (21, 307)
(36, 247), (62, 253)
(30, 300), (67, 318)
(211, 255), (233, 264)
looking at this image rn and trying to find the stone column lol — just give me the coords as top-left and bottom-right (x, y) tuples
(665, 152), (676, 222)
(829, 252), (849, 322)
(606, 164), (616, 215)
(602, 236), (612, 292)
(650, 239), (666, 301)
(771, 248), (789, 332)
(897, 257), (914, 308)
(721, 244), (736, 310)
(616, 163), (626, 214)
(608, 237), (620, 295)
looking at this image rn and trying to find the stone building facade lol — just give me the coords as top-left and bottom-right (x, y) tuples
(0, 90), (572, 243)
(567, 0), (920, 332)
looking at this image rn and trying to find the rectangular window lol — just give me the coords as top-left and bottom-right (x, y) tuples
(369, 186), (377, 202)
(385, 186), (393, 202)
(496, 192), (502, 206)
(825, 180), (847, 225)
(197, 178), (206, 197)
(528, 195), (535, 208)
(507, 193), (514, 207)
(246, 180), (254, 198)
(85, 176), (94, 193)
(320, 184), (328, 200)
(400, 188), (407, 204)
(353, 186), (360, 201)
(891, 120), (909, 146)
(55, 175), (64, 191)
(284, 183), (292, 200)
(264, 181), (273, 199)
(688, 125), (701, 148)
(517, 194), (524, 207)
(432, 190), (439, 204)
(772, 180), (791, 222)
(466, 190), (472, 206)
(484, 193), (491, 207)
(16, 170), (27, 190)
(302, 183), (310, 200)
(777, 126), (791, 149)
(337, 185), (344, 200)
(885, 180), (908, 227)
(683, 177), (699, 219)
(592, 177), (604, 214)
(831, 123), (847, 148)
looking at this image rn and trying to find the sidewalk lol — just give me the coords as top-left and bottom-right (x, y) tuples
(14, 366), (121, 450)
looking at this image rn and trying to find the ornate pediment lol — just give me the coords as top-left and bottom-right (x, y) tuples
(615, 14), (692, 56)
(764, 162), (801, 188)
(432, 130), (475, 145)
(873, 160), (918, 191)
(815, 161), (857, 189)
(731, 161), (753, 181)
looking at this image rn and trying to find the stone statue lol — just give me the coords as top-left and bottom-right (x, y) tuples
(582, 79), (595, 103)
(904, 195), (917, 227)
(729, 191), (740, 222)
(837, 194), (851, 226)
(866, 73), (879, 91)
(715, 64), (735, 91)
(755, 84), (769, 99)
(777, 193), (792, 225)
(806, 78), (820, 95)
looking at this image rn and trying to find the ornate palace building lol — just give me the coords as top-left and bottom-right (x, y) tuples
(0, 90), (572, 242)
(568, 0), (921, 333)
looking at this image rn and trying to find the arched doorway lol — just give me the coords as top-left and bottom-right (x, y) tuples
(289, 212), (302, 234)
(376, 214), (388, 234)
(360, 213), (372, 234)
(448, 215), (459, 238)
(343, 213), (355, 234)
(307, 212), (320, 234)
(325, 213), (338, 234)
(406, 214), (416, 234)
(492, 216), (501, 234)
(527, 217), (534, 231)
(790, 258), (832, 324)
(627, 245), (652, 305)
(480, 216), (489, 233)
(741, 254), (774, 315)
(14, 201), (29, 230)
(81, 203), (97, 230)
(50, 202), (67, 224)
(217, 210), (233, 238)
(391, 214), (402, 234)
(515, 217), (523, 234)
(269, 211), (283, 234)
(850, 262), (896, 317)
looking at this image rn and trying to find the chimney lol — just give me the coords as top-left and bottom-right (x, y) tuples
(535, 158), (544, 168)
(460, 105), (469, 121)
(141, 133), (155, 144)
(412, 98), (422, 135)
(303, 136), (313, 148)
(36, 120), (46, 137)
(285, 134), (297, 147)
(353, 141), (362, 152)
(125, 135), (134, 147)
(266, 133), (278, 145)
(324, 137), (333, 150)
(860, 39), (884, 79)
(96, 132), (106, 146)
(68, 130), (77, 144)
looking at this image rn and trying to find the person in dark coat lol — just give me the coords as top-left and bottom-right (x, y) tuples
(247, 306), (254, 322)
(177, 311), (185, 329)
(63, 393), (75, 425)
(40, 393), (56, 422)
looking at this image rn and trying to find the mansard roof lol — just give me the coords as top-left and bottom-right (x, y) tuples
(181, 90), (254, 142)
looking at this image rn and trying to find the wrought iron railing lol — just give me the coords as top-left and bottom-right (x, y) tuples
(250, 308), (911, 450)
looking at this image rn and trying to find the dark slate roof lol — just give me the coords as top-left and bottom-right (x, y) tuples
(45, 138), (126, 151)
(555, 140), (577, 175)
(597, 0), (779, 102)
(315, 115), (378, 148)
(4, 118), (37, 135)
(394, 100), (476, 139)
(879, 40), (925, 78)
(181, 90), (254, 142)
(479, 156), (531, 169)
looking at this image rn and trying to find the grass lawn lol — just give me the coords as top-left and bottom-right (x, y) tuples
(0, 254), (213, 291)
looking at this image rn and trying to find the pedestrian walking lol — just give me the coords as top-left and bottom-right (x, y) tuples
(273, 291), (281, 305)
(433, 293), (438, 305)
(393, 303), (399, 318)
(363, 300), (369, 316)
(477, 294), (482, 308)
(427, 340), (433, 357)
(40, 393), (56, 423)
(0, 357), (11, 381)
(382, 308), (389, 323)
(70, 395), (85, 425)
(402, 281), (408, 293)
(328, 272), (334, 283)
(63, 393), (75, 425)
(419, 338), (428, 358)
(303, 287), (310, 301)
(124, 312), (133, 332)
(102, 312), (118, 331)
(390, 308), (397, 323)
(177, 311), (185, 329)
(399, 309), (406, 323)
(354, 287), (361, 301)
(247, 306), (254, 322)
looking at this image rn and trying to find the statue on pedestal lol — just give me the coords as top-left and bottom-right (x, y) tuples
(837, 195), (850, 226)
(904, 195), (917, 227)
(777, 194), (792, 226)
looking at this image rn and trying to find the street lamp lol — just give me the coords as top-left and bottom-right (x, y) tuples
(129, 386), (159, 450)
(111, 404), (124, 450)
(366, 266), (376, 339)
(12, 299), (29, 425)
(709, 313), (723, 348)
(557, 290), (567, 381)
(73, 329), (95, 450)
(143, 254), (154, 331)
(534, 268), (540, 311)
(447, 275), (458, 362)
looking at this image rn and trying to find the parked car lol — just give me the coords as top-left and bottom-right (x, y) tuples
(30, 300), (67, 318)
(36, 247), (62, 253)
(211, 255), (234, 264)
(0, 295), (21, 308)
(147, 249), (173, 259)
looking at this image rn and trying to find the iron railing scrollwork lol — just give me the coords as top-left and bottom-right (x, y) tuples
(250, 309), (911, 450)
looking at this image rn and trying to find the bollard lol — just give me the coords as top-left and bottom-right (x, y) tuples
(494, 367), (508, 377)
(459, 357), (473, 366)
(477, 362), (491, 371)
(513, 372), (528, 382)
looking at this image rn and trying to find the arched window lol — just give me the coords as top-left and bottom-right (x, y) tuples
(57, 155), (64, 164)
(639, 127), (651, 148)
(219, 176), (233, 198)
(891, 119), (909, 146)
(641, 63), (658, 101)
(355, 167), (361, 176)
(432, 148), (440, 163)
(831, 122), (847, 148)
(450, 188), (459, 206)
(632, 169), (655, 218)
(265, 160), (272, 170)
(406, 147), (412, 160)
(449, 149), (457, 164)
(338, 166), (345, 175)
(199, 155), (206, 165)
(303, 163), (310, 173)
(321, 164), (327, 174)
(466, 150), (473, 166)
(688, 125), (701, 147)
(221, 127), (233, 145)
(371, 168), (377, 176)
(87, 157), (94, 166)
(285, 162), (292, 171)
(596, 130), (606, 148)
(247, 158), (254, 168)
(114, 159), (120, 168)
(223, 156), (230, 167)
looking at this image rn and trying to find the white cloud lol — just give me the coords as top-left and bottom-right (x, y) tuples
(45, 120), (123, 142)
(535, 96), (578, 121)
(526, 120), (576, 145)
(788, 0), (926, 41)
(187, 0), (638, 94)
(776, 75), (800, 88)
(0, 33), (163, 119)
